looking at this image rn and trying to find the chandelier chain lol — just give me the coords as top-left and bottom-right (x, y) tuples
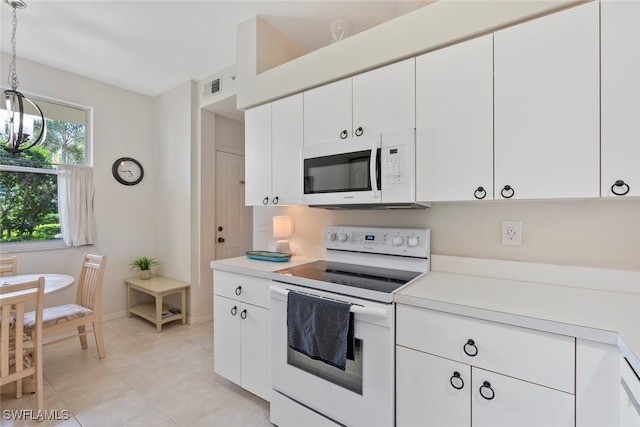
(8, 5), (19, 90)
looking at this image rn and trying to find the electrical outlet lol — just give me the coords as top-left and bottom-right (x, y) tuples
(258, 219), (268, 232)
(501, 221), (522, 246)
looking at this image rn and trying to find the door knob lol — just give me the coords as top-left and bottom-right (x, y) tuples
(217, 237), (225, 243)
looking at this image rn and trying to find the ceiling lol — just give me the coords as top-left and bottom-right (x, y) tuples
(0, 1), (429, 99)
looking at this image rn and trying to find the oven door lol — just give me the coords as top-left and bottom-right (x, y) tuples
(270, 281), (394, 427)
(301, 135), (382, 206)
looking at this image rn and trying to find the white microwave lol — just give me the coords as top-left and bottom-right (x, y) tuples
(301, 129), (428, 209)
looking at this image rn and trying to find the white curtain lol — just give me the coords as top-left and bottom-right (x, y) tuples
(57, 164), (96, 247)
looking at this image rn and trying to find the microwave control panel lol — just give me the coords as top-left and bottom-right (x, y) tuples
(380, 128), (416, 203)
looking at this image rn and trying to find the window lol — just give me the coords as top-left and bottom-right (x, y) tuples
(0, 96), (89, 250)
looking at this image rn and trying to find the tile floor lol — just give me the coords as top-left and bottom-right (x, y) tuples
(0, 317), (271, 427)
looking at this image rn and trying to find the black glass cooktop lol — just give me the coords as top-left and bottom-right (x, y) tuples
(276, 260), (421, 294)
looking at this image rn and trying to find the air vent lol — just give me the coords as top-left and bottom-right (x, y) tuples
(203, 77), (221, 97)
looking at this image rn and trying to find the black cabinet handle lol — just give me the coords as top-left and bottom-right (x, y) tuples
(272, 196), (279, 205)
(340, 130), (348, 139)
(474, 186), (487, 200)
(262, 196), (269, 205)
(354, 127), (364, 137)
(463, 339), (478, 357)
(217, 237), (225, 243)
(500, 185), (515, 199)
(240, 309), (247, 319)
(479, 381), (495, 400)
(217, 226), (223, 232)
(235, 286), (242, 296)
(230, 306), (237, 316)
(450, 371), (464, 390)
(611, 180), (630, 196)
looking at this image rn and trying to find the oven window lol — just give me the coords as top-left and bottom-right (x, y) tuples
(304, 150), (380, 194)
(287, 339), (363, 395)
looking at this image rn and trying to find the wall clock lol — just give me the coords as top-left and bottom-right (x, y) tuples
(112, 157), (144, 186)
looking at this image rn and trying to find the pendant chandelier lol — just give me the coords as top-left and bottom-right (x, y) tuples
(2, 0), (46, 154)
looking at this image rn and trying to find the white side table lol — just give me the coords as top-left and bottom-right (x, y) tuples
(124, 276), (189, 332)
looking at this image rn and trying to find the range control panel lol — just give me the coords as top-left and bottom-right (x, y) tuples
(323, 226), (430, 258)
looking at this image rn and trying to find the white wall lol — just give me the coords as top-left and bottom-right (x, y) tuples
(0, 53), (157, 318)
(253, 198), (640, 276)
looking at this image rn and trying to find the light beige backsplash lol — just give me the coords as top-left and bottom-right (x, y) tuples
(253, 198), (640, 272)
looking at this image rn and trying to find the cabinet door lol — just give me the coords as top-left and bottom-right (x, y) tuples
(213, 295), (241, 385)
(494, 2), (599, 200)
(601, 0), (640, 197)
(303, 78), (352, 144)
(352, 58), (415, 137)
(472, 368), (574, 427)
(396, 346), (470, 427)
(240, 303), (270, 401)
(271, 93), (303, 205)
(416, 35), (494, 202)
(244, 103), (272, 205)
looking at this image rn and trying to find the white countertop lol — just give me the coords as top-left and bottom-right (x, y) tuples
(210, 255), (319, 278)
(396, 255), (640, 375)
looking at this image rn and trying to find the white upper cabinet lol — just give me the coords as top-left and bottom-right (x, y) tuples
(245, 102), (272, 206)
(303, 78), (352, 144)
(352, 58), (416, 137)
(601, 0), (640, 198)
(415, 34), (494, 202)
(303, 58), (415, 144)
(245, 94), (303, 206)
(494, 2), (600, 200)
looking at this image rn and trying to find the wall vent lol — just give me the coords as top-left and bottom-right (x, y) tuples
(203, 77), (221, 97)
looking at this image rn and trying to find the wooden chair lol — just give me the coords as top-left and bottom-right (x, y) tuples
(25, 253), (107, 359)
(0, 256), (17, 276)
(0, 277), (44, 415)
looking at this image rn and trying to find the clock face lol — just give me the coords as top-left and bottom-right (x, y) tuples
(112, 157), (144, 185)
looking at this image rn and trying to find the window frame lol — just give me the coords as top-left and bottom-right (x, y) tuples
(0, 92), (93, 252)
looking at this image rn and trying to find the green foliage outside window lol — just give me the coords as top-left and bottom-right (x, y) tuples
(0, 118), (85, 242)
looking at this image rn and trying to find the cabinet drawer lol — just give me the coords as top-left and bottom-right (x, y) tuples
(396, 305), (575, 393)
(213, 270), (270, 308)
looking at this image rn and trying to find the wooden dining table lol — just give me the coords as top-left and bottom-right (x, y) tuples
(0, 273), (75, 395)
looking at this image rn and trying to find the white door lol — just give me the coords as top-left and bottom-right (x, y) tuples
(213, 295), (241, 385)
(494, 2), (599, 200)
(601, 0), (640, 197)
(216, 151), (252, 259)
(239, 303), (270, 401)
(416, 34), (494, 202)
(244, 103), (272, 205)
(271, 94), (303, 205)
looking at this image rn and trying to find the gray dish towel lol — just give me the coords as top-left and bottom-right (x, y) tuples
(287, 291), (354, 371)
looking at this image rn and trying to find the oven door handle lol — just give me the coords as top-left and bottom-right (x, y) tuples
(270, 285), (388, 319)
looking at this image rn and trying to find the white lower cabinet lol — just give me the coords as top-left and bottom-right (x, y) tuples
(396, 305), (575, 426)
(213, 270), (270, 401)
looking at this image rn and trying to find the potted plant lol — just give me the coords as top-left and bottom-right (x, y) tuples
(130, 256), (159, 280)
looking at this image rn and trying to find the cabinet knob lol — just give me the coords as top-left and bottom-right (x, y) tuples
(500, 185), (515, 199)
(611, 180), (630, 196)
(218, 226), (223, 232)
(474, 186), (487, 200)
(340, 130), (348, 139)
(479, 381), (495, 400)
(230, 306), (237, 316)
(272, 196), (279, 205)
(354, 127), (364, 137)
(263, 196), (269, 205)
(235, 286), (242, 296)
(449, 371), (465, 390)
(463, 339), (478, 357)
(240, 309), (247, 319)
(217, 237), (225, 243)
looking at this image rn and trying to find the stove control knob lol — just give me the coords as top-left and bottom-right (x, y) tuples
(392, 235), (404, 246)
(338, 232), (349, 243)
(407, 236), (420, 248)
(327, 231), (337, 241)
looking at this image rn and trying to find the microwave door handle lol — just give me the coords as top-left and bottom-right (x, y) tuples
(370, 138), (380, 198)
